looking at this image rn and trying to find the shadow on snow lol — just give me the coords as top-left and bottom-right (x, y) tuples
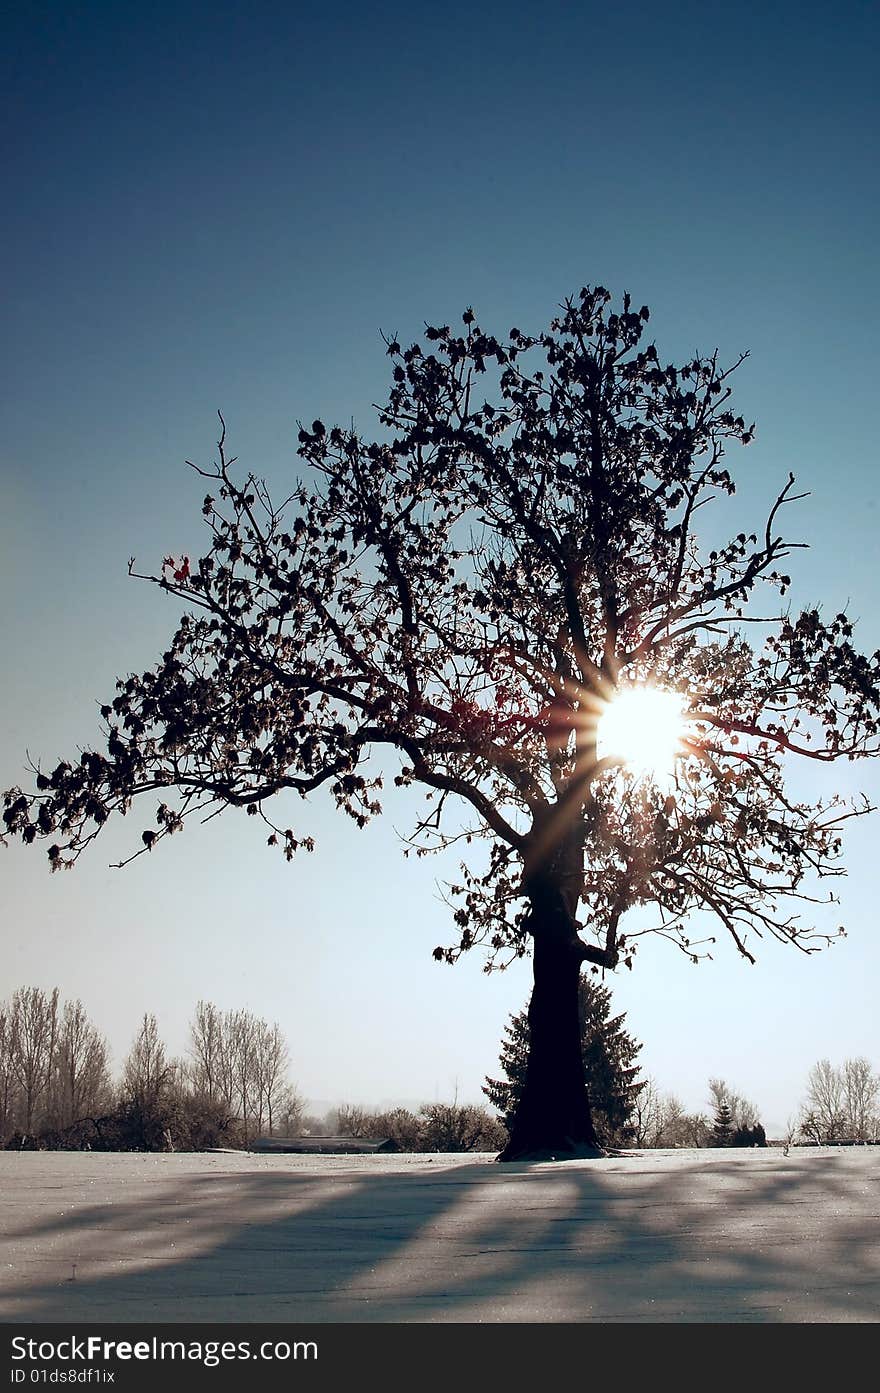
(2, 1150), (878, 1323)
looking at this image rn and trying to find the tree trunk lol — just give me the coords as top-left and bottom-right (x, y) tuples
(499, 873), (604, 1162)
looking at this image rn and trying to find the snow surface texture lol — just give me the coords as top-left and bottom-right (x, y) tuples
(2, 1149), (878, 1323)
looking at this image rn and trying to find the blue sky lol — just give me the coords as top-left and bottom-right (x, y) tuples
(2, 0), (878, 1127)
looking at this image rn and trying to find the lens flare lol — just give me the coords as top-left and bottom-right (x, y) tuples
(596, 684), (686, 784)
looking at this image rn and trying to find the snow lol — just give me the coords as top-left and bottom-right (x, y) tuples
(1, 1148), (877, 1322)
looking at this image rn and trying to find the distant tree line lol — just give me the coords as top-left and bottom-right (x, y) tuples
(0, 987), (301, 1151)
(796, 1057), (879, 1145)
(331, 985), (767, 1153)
(624, 1075), (765, 1149)
(0, 988), (111, 1142)
(327, 1077), (766, 1155)
(330, 1101), (508, 1153)
(632, 1061), (880, 1150)
(4, 985), (876, 1153)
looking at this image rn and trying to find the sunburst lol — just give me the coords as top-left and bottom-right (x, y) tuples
(596, 683), (687, 785)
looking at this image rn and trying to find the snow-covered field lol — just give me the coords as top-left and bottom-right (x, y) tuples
(2, 1148), (877, 1322)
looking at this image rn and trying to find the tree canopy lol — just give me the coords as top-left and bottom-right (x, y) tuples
(4, 285), (880, 1157)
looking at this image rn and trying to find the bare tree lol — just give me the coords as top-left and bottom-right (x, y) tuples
(630, 1076), (666, 1147)
(189, 1000), (224, 1102)
(228, 1010), (258, 1141)
(651, 1093), (711, 1148)
(253, 1019), (290, 1135)
(675, 1110), (712, 1148)
(841, 1057), (879, 1141)
(419, 1102), (507, 1153)
(708, 1077), (760, 1132)
(272, 1083), (304, 1136)
(802, 1059), (846, 1142)
(188, 1001), (297, 1139)
(0, 988), (109, 1141)
(334, 1103), (373, 1138)
(7, 987), (59, 1134)
(367, 1107), (423, 1151)
(50, 999), (111, 1129)
(0, 1006), (15, 1144)
(122, 1013), (169, 1109)
(119, 1013), (174, 1150)
(782, 1114), (801, 1154)
(658, 1093), (689, 1146)
(799, 1109), (824, 1145)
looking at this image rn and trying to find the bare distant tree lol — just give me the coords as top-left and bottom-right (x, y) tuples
(419, 1102), (507, 1153)
(119, 1013), (176, 1150)
(629, 1076), (665, 1147)
(226, 1010), (257, 1141)
(841, 1058), (879, 1141)
(0, 1007), (15, 1143)
(190, 1004), (249, 1126)
(272, 1083), (304, 1136)
(122, 1013), (169, 1109)
(189, 1000), (225, 1102)
(214, 1013), (238, 1118)
(8, 987), (60, 1133)
(656, 1092), (687, 1145)
(335, 1102), (504, 1152)
(253, 1019), (290, 1135)
(629, 1086), (710, 1148)
(802, 1059), (846, 1142)
(654, 1093), (711, 1148)
(334, 1103), (373, 1138)
(799, 1109), (824, 1145)
(782, 1114), (801, 1154)
(50, 999), (111, 1129)
(0, 988), (109, 1140)
(187, 1001), (298, 1139)
(367, 1107), (424, 1151)
(708, 1077), (760, 1131)
(676, 1110), (712, 1148)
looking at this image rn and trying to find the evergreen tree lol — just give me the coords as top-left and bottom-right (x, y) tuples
(731, 1121), (766, 1147)
(485, 977), (644, 1147)
(711, 1098), (734, 1147)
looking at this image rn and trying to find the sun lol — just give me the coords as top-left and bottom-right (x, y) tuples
(596, 683), (687, 785)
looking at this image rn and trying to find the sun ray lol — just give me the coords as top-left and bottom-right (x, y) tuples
(596, 684), (687, 786)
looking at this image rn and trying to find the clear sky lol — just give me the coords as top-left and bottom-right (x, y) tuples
(3, 0), (879, 1130)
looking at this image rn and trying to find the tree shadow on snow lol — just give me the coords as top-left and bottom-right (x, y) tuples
(2, 1150), (878, 1323)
